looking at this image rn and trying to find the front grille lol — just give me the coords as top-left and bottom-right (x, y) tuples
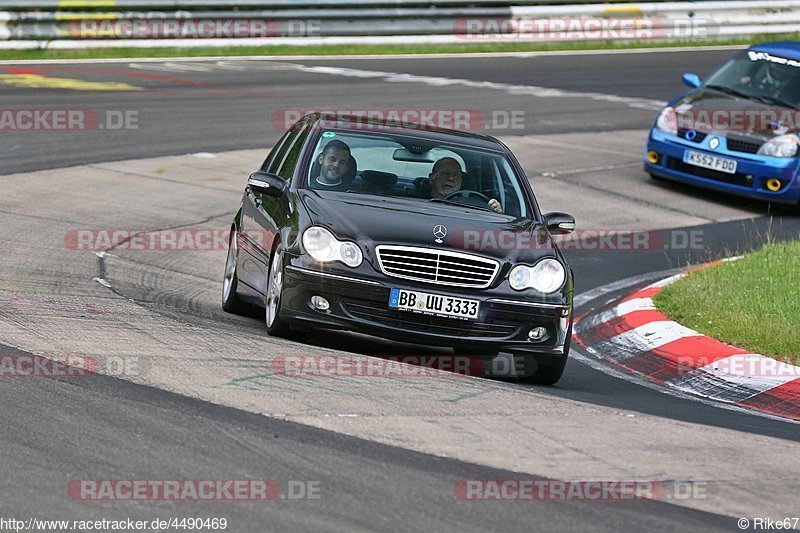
(726, 137), (763, 154)
(342, 298), (519, 338)
(375, 246), (499, 288)
(667, 157), (753, 188)
(678, 129), (708, 143)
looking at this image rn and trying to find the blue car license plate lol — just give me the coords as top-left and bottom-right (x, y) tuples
(683, 150), (737, 174)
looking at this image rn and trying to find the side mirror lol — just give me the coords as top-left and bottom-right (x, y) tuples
(682, 72), (702, 88)
(543, 212), (575, 235)
(248, 171), (287, 198)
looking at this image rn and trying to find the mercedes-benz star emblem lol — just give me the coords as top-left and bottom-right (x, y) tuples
(709, 137), (720, 150)
(433, 225), (447, 243)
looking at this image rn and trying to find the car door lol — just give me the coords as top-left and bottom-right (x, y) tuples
(239, 121), (310, 296)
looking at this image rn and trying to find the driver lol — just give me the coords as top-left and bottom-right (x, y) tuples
(741, 62), (793, 97)
(429, 157), (502, 213)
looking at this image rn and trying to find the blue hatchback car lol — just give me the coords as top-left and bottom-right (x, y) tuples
(645, 42), (800, 205)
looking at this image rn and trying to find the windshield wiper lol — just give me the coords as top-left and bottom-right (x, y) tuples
(751, 94), (798, 109)
(429, 197), (493, 212)
(705, 84), (755, 100)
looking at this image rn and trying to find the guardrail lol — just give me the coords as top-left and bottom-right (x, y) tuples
(0, 0), (718, 7)
(0, 0), (798, 49)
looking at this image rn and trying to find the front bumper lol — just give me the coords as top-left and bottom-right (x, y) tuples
(645, 129), (800, 204)
(280, 258), (572, 358)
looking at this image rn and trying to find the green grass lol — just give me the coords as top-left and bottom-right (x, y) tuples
(654, 241), (800, 363)
(1, 33), (798, 61)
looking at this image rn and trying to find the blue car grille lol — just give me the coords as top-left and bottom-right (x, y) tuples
(726, 137), (763, 154)
(667, 157), (753, 188)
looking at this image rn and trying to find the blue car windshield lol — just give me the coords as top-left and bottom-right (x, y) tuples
(305, 130), (529, 218)
(704, 50), (800, 108)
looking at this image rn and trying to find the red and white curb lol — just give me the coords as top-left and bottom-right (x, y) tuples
(574, 260), (800, 421)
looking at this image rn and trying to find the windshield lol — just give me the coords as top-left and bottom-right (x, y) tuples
(305, 130), (529, 218)
(704, 50), (800, 108)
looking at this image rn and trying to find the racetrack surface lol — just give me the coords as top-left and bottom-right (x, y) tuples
(1, 49), (799, 531)
(0, 48), (735, 175)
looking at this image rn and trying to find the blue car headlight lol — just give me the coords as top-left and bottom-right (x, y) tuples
(757, 134), (799, 158)
(655, 106), (678, 136)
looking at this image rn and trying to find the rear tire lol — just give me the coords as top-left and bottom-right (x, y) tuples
(265, 244), (291, 337)
(222, 229), (250, 315)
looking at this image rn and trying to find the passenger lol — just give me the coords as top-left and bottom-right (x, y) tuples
(429, 157), (502, 213)
(313, 140), (351, 190)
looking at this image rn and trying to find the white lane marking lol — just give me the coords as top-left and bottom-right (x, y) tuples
(574, 266), (685, 308)
(213, 60), (249, 70)
(540, 162), (641, 177)
(284, 63), (665, 110)
(0, 44), (748, 65)
(129, 61), (212, 72)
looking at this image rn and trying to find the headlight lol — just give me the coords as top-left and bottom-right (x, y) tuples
(508, 259), (565, 293)
(757, 134), (799, 158)
(655, 106), (678, 136)
(302, 226), (363, 267)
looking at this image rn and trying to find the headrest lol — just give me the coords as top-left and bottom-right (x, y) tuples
(361, 170), (398, 188)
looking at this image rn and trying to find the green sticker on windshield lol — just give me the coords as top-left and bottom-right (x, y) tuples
(322, 131), (336, 138)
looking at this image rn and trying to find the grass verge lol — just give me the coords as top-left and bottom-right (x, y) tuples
(0, 33), (798, 61)
(654, 240), (800, 362)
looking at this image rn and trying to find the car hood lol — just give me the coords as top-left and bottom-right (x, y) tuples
(674, 88), (795, 140)
(299, 190), (557, 262)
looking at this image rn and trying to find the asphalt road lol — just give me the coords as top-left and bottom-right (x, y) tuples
(0, 47), (735, 174)
(1, 47), (798, 532)
(0, 342), (738, 532)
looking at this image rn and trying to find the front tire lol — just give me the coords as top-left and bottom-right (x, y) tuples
(222, 229), (250, 315)
(265, 244), (291, 337)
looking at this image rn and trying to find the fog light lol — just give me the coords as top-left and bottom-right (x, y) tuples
(311, 295), (330, 311)
(528, 327), (547, 341)
(647, 151), (660, 164)
(765, 178), (782, 192)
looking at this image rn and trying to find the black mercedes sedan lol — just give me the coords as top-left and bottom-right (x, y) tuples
(222, 113), (576, 384)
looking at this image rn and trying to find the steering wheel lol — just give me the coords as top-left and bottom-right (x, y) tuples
(443, 190), (492, 203)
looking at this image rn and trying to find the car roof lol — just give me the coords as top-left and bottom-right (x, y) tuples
(304, 112), (507, 152)
(748, 41), (800, 60)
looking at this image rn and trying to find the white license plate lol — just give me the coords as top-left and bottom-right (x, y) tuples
(683, 150), (737, 174)
(388, 288), (479, 320)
